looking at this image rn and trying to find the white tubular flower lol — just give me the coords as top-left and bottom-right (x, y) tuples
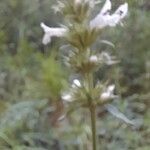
(90, 0), (111, 28)
(107, 3), (128, 27)
(90, 1), (128, 29)
(100, 84), (117, 100)
(41, 1), (128, 45)
(40, 22), (67, 45)
(61, 93), (72, 102)
(72, 79), (81, 88)
(107, 84), (115, 93)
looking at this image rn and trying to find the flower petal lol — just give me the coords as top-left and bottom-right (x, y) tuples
(40, 22), (67, 45)
(107, 84), (115, 93)
(100, 0), (111, 15)
(90, 1), (128, 29)
(100, 84), (117, 100)
(106, 3), (128, 27)
(42, 33), (51, 45)
(115, 3), (128, 19)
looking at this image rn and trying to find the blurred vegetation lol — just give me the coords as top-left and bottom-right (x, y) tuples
(0, 0), (149, 149)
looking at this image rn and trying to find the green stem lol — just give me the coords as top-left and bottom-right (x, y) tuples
(90, 105), (97, 150)
(84, 48), (97, 150)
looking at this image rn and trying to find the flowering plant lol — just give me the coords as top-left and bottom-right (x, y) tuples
(41, 0), (133, 149)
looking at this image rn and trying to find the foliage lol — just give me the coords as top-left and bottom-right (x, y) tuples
(0, 0), (149, 149)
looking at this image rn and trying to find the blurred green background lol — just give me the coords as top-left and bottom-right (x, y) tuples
(0, 0), (149, 149)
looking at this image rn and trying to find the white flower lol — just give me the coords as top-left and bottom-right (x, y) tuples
(41, 1), (128, 44)
(90, 1), (128, 28)
(89, 55), (98, 63)
(115, 3), (128, 19)
(90, 0), (111, 28)
(61, 93), (72, 102)
(72, 79), (81, 88)
(107, 84), (115, 93)
(40, 22), (67, 45)
(100, 84), (117, 100)
(61, 79), (81, 102)
(106, 3), (128, 27)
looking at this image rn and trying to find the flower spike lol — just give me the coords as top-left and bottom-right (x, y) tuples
(41, 1), (128, 45)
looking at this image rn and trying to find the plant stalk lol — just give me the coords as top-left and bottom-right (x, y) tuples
(90, 105), (97, 150)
